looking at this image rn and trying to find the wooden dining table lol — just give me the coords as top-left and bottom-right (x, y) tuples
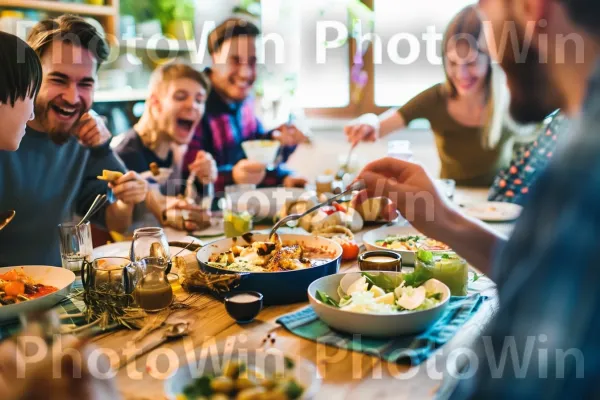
(89, 188), (506, 400)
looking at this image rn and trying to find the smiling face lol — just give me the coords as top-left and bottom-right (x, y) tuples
(210, 35), (257, 103)
(477, 0), (562, 123)
(445, 41), (490, 97)
(32, 40), (96, 144)
(151, 78), (207, 145)
(0, 97), (35, 151)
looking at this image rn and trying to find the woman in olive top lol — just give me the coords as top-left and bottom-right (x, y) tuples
(345, 5), (534, 186)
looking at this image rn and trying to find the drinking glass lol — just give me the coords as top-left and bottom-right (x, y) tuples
(223, 184), (256, 238)
(81, 257), (132, 294)
(58, 221), (93, 274)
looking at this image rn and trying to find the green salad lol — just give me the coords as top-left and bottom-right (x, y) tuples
(316, 269), (444, 314)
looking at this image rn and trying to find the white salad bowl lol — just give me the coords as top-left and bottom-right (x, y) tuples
(308, 271), (450, 337)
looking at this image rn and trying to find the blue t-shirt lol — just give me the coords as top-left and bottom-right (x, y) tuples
(0, 127), (126, 266)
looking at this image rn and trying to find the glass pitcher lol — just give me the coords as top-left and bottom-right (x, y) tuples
(132, 257), (174, 312)
(130, 227), (171, 272)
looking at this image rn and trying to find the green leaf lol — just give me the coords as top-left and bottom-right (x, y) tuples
(284, 356), (295, 370)
(316, 290), (339, 308)
(183, 375), (213, 398)
(417, 250), (433, 263)
(428, 292), (442, 301)
(361, 272), (401, 293)
(472, 272), (483, 282)
(284, 379), (305, 400)
(441, 254), (451, 259)
(402, 268), (433, 287)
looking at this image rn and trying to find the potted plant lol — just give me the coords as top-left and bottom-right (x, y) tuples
(154, 0), (196, 41)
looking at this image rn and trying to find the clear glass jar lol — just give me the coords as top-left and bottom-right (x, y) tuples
(130, 227), (170, 263)
(414, 252), (468, 296)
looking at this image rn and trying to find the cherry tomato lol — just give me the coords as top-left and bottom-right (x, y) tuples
(333, 202), (347, 213)
(341, 241), (360, 261)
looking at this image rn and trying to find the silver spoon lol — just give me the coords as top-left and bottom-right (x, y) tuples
(0, 210), (16, 231)
(77, 194), (107, 227)
(269, 180), (365, 238)
(117, 322), (190, 369)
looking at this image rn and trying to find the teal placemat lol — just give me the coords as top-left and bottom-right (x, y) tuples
(277, 294), (486, 366)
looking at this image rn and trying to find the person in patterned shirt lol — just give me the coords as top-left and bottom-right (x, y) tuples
(183, 18), (308, 195)
(488, 110), (569, 204)
(355, 0), (600, 398)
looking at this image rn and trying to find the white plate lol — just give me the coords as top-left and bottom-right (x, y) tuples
(362, 225), (451, 265)
(462, 201), (523, 222)
(0, 266), (75, 322)
(228, 187), (308, 219)
(308, 272), (450, 337)
(165, 349), (320, 400)
(93, 241), (197, 259)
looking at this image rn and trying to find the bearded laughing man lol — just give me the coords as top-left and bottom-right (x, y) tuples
(0, 15), (148, 266)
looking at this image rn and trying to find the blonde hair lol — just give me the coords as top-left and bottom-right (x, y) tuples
(148, 62), (210, 96)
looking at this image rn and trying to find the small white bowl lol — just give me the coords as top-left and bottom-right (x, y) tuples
(308, 271), (450, 337)
(242, 140), (281, 164)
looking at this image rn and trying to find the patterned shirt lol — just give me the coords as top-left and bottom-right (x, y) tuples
(488, 110), (569, 204)
(451, 60), (600, 399)
(183, 71), (295, 195)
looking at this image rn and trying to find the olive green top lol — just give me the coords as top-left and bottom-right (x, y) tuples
(398, 84), (514, 186)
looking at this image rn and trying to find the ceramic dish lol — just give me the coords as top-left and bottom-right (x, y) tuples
(461, 201), (523, 222)
(0, 266), (75, 322)
(308, 271), (450, 337)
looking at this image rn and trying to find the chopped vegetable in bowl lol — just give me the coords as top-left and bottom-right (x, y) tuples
(315, 270), (443, 315)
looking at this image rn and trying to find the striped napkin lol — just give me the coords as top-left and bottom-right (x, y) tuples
(276, 294), (486, 366)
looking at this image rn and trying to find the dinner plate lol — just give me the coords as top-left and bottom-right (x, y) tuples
(462, 201), (523, 222)
(0, 266), (75, 322)
(93, 241), (198, 259)
(362, 225), (451, 265)
(165, 349), (320, 400)
(308, 272), (450, 337)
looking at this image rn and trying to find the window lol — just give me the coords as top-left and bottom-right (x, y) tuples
(374, 0), (476, 107)
(261, 0), (350, 108)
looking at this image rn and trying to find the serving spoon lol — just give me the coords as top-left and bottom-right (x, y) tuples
(269, 181), (365, 238)
(116, 322), (190, 369)
(0, 210), (16, 231)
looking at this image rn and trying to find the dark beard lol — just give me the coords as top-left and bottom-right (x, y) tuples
(34, 101), (83, 145)
(500, 25), (564, 123)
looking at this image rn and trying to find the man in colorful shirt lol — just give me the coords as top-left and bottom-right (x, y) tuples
(488, 110), (569, 204)
(355, 0), (600, 397)
(183, 18), (308, 195)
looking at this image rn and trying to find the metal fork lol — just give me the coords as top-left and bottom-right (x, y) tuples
(269, 181), (365, 238)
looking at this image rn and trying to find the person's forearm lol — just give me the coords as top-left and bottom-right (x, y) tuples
(437, 208), (507, 275)
(378, 108), (406, 137)
(105, 201), (134, 233)
(144, 187), (167, 224)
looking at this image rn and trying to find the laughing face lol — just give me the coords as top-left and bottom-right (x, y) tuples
(445, 40), (490, 97)
(210, 35), (257, 103)
(152, 78), (207, 145)
(32, 40), (96, 144)
(478, 0), (562, 123)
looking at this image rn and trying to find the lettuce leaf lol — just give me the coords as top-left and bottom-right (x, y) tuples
(402, 268), (433, 288)
(316, 290), (339, 308)
(361, 272), (402, 293)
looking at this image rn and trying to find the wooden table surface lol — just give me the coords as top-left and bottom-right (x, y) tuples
(92, 188), (504, 400)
